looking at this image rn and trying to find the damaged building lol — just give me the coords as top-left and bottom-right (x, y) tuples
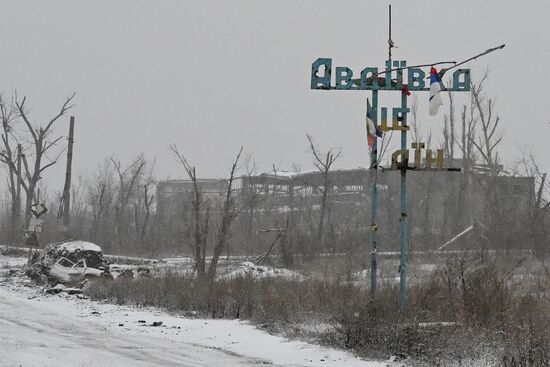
(157, 162), (534, 252)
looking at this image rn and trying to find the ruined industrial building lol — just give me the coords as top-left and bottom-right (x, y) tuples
(157, 159), (534, 253)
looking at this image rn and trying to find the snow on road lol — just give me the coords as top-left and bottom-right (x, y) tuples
(0, 282), (389, 367)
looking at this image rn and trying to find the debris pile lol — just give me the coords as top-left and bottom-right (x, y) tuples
(223, 262), (303, 280)
(109, 265), (153, 279)
(26, 240), (112, 284)
(45, 283), (84, 295)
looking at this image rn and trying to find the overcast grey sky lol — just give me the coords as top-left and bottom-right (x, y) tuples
(1, 0), (548, 190)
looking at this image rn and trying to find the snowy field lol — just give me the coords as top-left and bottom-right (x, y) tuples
(0, 255), (393, 367)
(0, 255), (28, 276)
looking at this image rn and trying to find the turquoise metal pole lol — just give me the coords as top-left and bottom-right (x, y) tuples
(399, 71), (408, 310)
(370, 90), (378, 300)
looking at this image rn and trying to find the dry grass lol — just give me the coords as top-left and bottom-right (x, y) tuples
(85, 252), (550, 366)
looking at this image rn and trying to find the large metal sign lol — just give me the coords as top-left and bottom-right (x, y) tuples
(311, 58), (471, 92)
(311, 57), (470, 309)
(308, 2), (505, 309)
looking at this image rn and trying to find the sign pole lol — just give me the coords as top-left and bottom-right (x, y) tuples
(369, 90), (379, 300)
(308, 10), (501, 310)
(399, 82), (408, 310)
(370, 4), (393, 301)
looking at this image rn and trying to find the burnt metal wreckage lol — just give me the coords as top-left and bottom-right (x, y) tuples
(26, 240), (112, 285)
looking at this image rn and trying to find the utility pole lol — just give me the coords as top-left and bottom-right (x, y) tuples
(61, 116), (75, 232)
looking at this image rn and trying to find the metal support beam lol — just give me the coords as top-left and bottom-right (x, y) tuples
(399, 82), (408, 310)
(370, 90), (378, 300)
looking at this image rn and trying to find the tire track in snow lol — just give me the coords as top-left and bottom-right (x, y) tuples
(0, 286), (281, 367)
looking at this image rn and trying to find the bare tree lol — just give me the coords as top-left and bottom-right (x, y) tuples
(517, 150), (550, 256)
(443, 86), (456, 159)
(242, 159), (263, 236)
(68, 176), (89, 239)
(207, 147), (244, 279)
(88, 160), (115, 243)
(0, 93), (76, 226)
(85, 156), (153, 254)
(171, 146), (245, 279)
(111, 155), (147, 252)
(410, 94), (422, 145)
(447, 88), (479, 235)
(137, 184), (155, 241)
(170, 145), (210, 278)
(470, 72), (502, 174)
(466, 73), (506, 246)
(458, 102), (477, 171)
(132, 162), (156, 253)
(306, 134), (341, 247)
(0, 94), (22, 241)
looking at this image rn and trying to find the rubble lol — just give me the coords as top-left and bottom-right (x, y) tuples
(45, 284), (66, 294)
(44, 284), (84, 295)
(223, 262), (304, 281)
(109, 264), (153, 279)
(26, 240), (112, 285)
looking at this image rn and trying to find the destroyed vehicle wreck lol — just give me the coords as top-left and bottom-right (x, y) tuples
(27, 240), (112, 284)
(49, 257), (106, 283)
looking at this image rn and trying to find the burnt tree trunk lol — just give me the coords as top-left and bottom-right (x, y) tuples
(61, 116), (75, 236)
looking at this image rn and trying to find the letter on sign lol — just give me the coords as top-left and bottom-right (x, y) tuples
(452, 69), (471, 91)
(336, 67), (354, 90)
(311, 58), (332, 89)
(408, 68), (426, 90)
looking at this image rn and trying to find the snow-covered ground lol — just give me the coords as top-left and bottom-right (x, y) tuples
(222, 261), (304, 280)
(0, 256), (28, 276)
(0, 277), (391, 367)
(0, 256), (28, 268)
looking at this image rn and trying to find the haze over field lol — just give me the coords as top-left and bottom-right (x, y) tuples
(0, 0), (548, 189)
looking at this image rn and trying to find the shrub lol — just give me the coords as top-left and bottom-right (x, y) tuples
(84, 254), (550, 365)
